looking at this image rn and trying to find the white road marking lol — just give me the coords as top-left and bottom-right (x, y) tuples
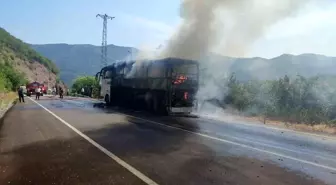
(29, 98), (159, 185)
(119, 113), (336, 172)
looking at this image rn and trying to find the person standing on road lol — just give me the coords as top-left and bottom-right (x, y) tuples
(17, 86), (25, 103)
(59, 87), (64, 99)
(35, 86), (41, 100)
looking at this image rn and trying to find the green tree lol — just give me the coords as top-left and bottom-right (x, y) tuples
(221, 74), (336, 125)
(0, 62), (28, 92)
(72, 76), (100, 97)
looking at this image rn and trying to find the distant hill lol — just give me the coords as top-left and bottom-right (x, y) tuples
(31, 44), (138, 85)
(201, 53), (336, 83)
(0, 27), (65, 90)
(31, 43), (336, 86)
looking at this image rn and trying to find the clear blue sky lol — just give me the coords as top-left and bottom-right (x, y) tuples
(0, 0), (180, 47)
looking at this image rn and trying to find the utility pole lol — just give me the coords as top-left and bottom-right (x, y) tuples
(96, 14), (115, 68)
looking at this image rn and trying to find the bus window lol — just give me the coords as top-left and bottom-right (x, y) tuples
(172, 64), (198, 86)
(104, 70), (113, 79)
(172, 64), (197, 76)
(116, 66), (124, 75)
(148, 62), (165, 78)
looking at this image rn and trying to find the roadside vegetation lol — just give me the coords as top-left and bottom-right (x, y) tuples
(71, 76), (100, 98)
(220, 74), (336, 126)
(0, 62), (26, 110)
(0, 92), (17, 110)
(0, 62), (28, 92)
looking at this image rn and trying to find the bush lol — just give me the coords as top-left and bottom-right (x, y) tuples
(72, 76), (100, 98)
(0, 62), (28, 92)
(221, 74), (336, 125)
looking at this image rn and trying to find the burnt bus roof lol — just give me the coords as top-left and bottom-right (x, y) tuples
(163, 57), (198, 65)
(101, 57), (198, 71)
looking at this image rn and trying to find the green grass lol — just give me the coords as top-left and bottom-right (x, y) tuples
(0, 92), (17, 110)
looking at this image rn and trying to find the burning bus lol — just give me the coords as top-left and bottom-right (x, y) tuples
(95, 57), (199, 115)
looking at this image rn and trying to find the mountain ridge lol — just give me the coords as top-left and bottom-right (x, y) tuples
(30, 43), (336, 86)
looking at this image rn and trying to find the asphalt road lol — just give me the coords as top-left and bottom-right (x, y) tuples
(0, 96), (335, 185)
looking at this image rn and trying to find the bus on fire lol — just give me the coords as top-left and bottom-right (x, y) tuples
(95, 57), (199, 115)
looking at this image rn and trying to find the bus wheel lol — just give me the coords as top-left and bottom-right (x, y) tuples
(105, 94), (110, 106)
(152, 96), (158, 113)
(153, 95), (166, 115)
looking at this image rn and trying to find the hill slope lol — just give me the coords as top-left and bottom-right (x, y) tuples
(31, 44), (138, 85)
(202, 53), (336, 82)
(0, 27), (64, 91)
(31, 43), (336, 86)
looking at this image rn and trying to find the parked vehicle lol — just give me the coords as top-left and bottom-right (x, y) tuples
(26, 82), (47, 96)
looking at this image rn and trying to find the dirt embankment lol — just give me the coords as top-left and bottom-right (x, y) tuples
(13, 58), (67, 90)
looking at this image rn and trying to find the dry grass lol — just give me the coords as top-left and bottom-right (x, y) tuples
(233, 115), (336, 135)
(0, 92), (17, 110)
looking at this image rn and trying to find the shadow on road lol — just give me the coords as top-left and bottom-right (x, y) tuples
(91, 102), (200, 132)
(82, 118), (198, 156)
(0, 130), (325, 185)
(0, 136), (144, 185)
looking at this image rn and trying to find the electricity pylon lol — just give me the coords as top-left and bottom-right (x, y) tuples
(96, 14), (115, 68)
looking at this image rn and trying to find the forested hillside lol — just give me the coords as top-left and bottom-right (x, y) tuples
(0, 27), (63, 92)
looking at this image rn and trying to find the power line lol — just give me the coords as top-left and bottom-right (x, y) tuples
(96, 14), (115, 68)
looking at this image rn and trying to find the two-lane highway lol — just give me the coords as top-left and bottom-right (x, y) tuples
(1, 96), (335, 185)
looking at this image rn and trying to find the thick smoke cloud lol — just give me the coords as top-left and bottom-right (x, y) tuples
(161, 0), (226, 60)
(162, 0), (309, 60)
(158, 0), (312, 114)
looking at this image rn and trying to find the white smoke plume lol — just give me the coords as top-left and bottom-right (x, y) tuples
(162, 0), (309, 60)
(123, 44), (157, 78)
(157, 0), (312, 114)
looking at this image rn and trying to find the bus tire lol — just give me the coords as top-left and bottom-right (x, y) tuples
(152, 95), (159, 114)
(105, 94), (111, 106)
(153, 94), (167, 115)
(145, 92), (152, 111)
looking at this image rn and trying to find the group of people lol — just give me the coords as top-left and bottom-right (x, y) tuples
(17, 86), (65, 103)
(52, 87), (64, 98)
